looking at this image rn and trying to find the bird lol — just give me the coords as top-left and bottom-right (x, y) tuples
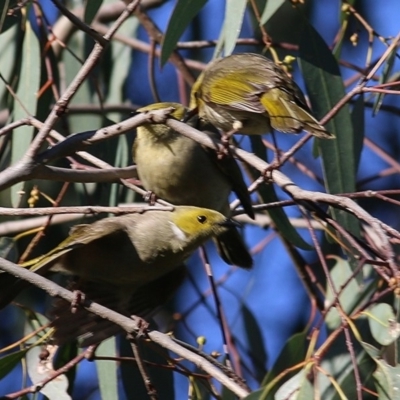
(0, 206), (233, 344)
(189, 52), (333, 139)
(133, 102), (254, 269)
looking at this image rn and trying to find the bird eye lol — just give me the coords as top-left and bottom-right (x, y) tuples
(197, 215), (207, 224)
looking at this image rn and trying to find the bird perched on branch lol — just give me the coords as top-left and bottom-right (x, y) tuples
(0, 206), (233, 345)
(134, 102), (254, 269)
(189, 52), (333, 139)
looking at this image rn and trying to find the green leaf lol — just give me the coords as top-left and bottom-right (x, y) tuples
(298, 21), (360, 267)
(275, 367), (312, 400)
(372, 48), (397, 116)
(325, 257), (363, 329)
(374, 360), (400, 400)
(96, 337), (119, 400)
(11, 12), (41, 207)
(260, 0), (286, 25)
(262, 331), (308, 397)
(351, 94), (365, 174)
(320, 336), (376, 400)
(0, 237), (18, 262)
(242, 304), (267, 381)
(84, 0), (103, 24)
(24, 312), (71, 400)
(367, 303), (399, 346)
(161, 0), (207, 66)
(249, 136), (313, 250)
(221, 0), (248, 55)
(0, 349), (28, 379)
(0, 22), (18, 109)
(0, 0), (21, 34)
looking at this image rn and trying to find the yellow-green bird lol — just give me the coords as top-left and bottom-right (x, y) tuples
(134, 102), (254, 269)
(0, 206), (232, 344)
(189, 52), (333, 139)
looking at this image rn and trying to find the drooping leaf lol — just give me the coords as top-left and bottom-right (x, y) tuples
(351, 93), (365, 174)
(372, 48), (397, 116)
(298, 21), (361, 271)
(96, 337), (119, 400)
(374, 360), (400, 400)
(11, 10), (40, 207)
(242, 303), (268, 381)
(261, 331), (308, 397)
(84, 0), (103, 24)
(221, 0), (248, 55)
(249, 136), (313, 250)
(367, 303), (399, 346)
(0, 349), (28, 379)
(161, 0), (207, 66)
(325, 257), (363, 329)
(274, 367), (313, 400)
(24, 312), (71, 400)
(260, 0), (286, 26)
(0, 0), (21, 34)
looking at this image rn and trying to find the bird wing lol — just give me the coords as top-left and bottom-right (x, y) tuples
(0, 219), (134, 309)
(203, 55), (311, 115)
(51, 264), (187, 346)
(199, 124), (254, 219)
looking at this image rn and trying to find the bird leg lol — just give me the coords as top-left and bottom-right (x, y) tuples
(219, 122), (242, 158)
(262, 131), (282, 180)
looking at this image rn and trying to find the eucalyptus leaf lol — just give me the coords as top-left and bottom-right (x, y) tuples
(96, 337), (119, 400)
(221, 0), (248, 55)
(0, 349), (28, 379)
(299, 21), (361, 276)
(11, 12), (40, 207)
(260, 0), (285, 26)
(161, 0), (207, 66)
(374, 360), (400, 400)
(325, 257), (362, 329)
(249, 136), (312, 250)
(84, 0), (103, 24)
(372, 48), (397, 116)
(367, 303), (399, 346)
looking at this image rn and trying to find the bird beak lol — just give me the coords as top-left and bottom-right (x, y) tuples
(218, 218), (242, 228)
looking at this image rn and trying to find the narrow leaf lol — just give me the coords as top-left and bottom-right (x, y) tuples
(374, 360), (400, 400)
(222, 0), (248, 55)
(11, 12), (40, 207)
(367, 303), (399, 346)
(260, 0), (285, 25)
(96, 337), (119, 400)
(0, 349), (28, 379)
(372, 48), (397, 116)
(84, 0), (103, 24)
(161, 0), (207, 66)
(351, 93), (365, 174)
(249, 136), (312, 250)
(299, 21), (360, 257)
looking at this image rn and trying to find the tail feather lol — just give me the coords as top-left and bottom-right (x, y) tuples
(214, 227), (252, 269)
(260, 89), (333, 139)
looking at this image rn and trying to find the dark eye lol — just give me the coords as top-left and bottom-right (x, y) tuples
(197, 215), (207, 224)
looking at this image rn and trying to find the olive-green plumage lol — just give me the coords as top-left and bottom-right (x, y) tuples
(133, 102), (254, 269)
(189, 53), (333, 139)
(0, 206), (231, 344)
